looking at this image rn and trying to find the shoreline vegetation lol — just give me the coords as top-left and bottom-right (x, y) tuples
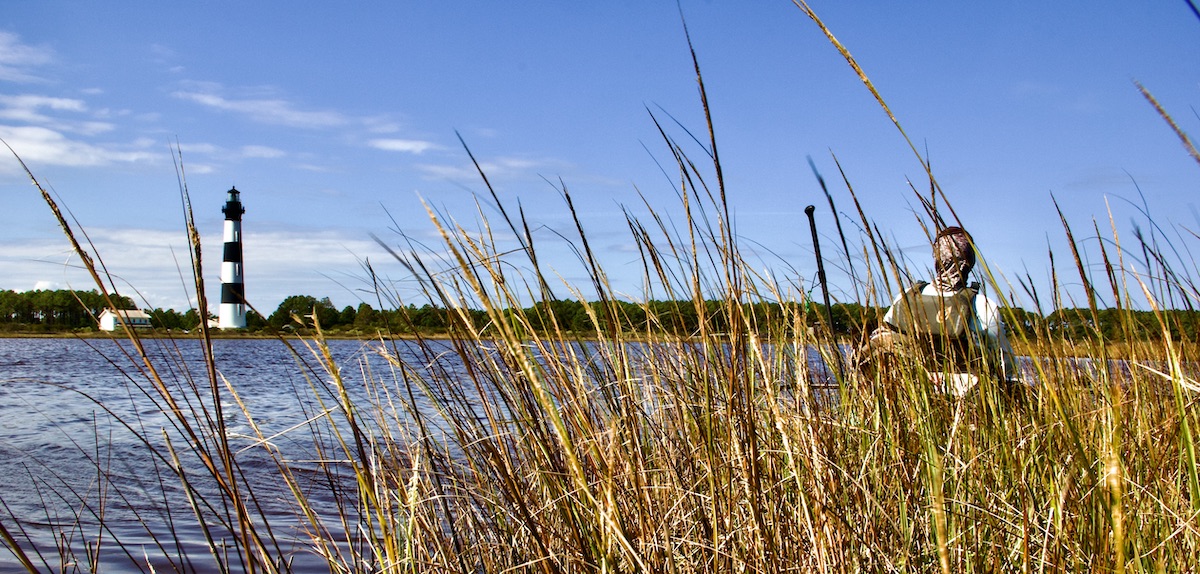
(0, 300), (1196, 363)
(0, 331), (1185, 367)
(5, 4), (1200, 572)
(0, 330), (1169, 359)
(4, 288), (1198, 352)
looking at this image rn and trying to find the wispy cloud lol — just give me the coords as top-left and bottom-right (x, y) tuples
(172, 89), (348, 128)
(165, 142), (286, 164)
(295, 163), (335, 173)
(0, 94), (86, 115)
(172, 83), (443, 158)
(414, 156), (555, 181)
(369, 138), (438, 154)
(241, 145), (285, 158)
(0, 125), (157, 168)
(362, 116), (403, 134)
(175, 142), (219, 154)
(0, 32), (53, 83)
(0, 94), (115, 136)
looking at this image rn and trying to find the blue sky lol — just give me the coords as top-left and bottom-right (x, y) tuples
(2, 2), (1198, 315)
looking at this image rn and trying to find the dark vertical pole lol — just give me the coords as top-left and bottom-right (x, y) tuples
(806, 205), (845, 383)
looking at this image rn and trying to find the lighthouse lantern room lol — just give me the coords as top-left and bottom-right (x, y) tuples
(218, 187), (247, 329)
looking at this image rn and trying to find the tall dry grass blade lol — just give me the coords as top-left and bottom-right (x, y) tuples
(832, 152), (892, 300)
(3, 141), (139, 337)
(1053, 195), (1101, 335)
(674, 22), (777, 561)
(791, 0), (963, 228)
(172, 146), (268, 573)
(0, 504), (41, 573)
(1136, 81), (1200, 169)
(677, 9), (728, 234)
(8, 140), (290, 572)
(808, 156), (860, 301)
(1136, 275), (1200, 514)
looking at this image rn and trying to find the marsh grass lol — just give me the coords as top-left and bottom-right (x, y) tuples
(5, 6), (1200, 573)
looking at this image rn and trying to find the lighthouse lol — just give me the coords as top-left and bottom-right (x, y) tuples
(218, 187), (247, 329)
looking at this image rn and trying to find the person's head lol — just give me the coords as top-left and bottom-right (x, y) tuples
(933, 226), (974, 290)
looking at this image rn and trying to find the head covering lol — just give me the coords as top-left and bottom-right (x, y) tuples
(932, 226), (974, 291)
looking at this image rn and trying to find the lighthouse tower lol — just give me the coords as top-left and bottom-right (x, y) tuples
(218, 187), (247, 329)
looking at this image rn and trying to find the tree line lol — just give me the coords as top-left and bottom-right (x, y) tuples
(1, 289), (1197, 342)
(0, 289), (137, 330)
(189, 294), (1200, 342)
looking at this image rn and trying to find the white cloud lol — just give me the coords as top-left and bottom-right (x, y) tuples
(0, 125), (158, 168)
(75, 121), (116, 136)
(414, 156), (552, 181)
(0, 229), (194, 309)
(362, 116), (402, 134)
(0, 226), (393, 312)
(3, 225), (425, 311)
(295, 163), (335, 173)
(172, 90), (347, 128)
(369, 138), (437, 154)
(0, 94), (86, 113)
(0, 227), (379, 311)
(242, 229), (377, 272)
(0, 94), (88, 127)
(0, 94), (120, 139)
(0, 32), (53, 83)
(175, 142), (219, 154)
(241, 145), (285, 158)
(183, 163), (215, 174)
(224, 228), (385, 309)
(414, 162), (477, 181)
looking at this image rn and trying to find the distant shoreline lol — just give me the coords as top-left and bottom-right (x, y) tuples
(0, 330), (1175, 361)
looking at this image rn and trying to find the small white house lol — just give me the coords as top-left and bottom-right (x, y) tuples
(98, 309), (152, 331)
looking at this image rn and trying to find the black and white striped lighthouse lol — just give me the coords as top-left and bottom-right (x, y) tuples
(218, 187), (247, 329)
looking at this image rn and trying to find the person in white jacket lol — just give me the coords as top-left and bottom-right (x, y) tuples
(857, 226), (1018, 396)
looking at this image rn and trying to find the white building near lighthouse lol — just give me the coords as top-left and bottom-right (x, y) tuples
(218, 187), (247, 329)
(98, 308), (153, 331)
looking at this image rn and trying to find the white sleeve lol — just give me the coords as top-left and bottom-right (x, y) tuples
(882, 290), (906, 330)
(972, 294), (1018, 381)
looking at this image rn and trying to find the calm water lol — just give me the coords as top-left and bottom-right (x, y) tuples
(0, 337), (477, 574)
(6, 335), (1082, 573)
